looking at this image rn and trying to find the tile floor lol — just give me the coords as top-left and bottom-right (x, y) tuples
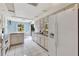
(6, 36), (48, 56)
(6, 44), (24, 56)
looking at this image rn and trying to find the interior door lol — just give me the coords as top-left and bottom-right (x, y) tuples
(57, 7), (78, 56)
(48, 14), (57, 56)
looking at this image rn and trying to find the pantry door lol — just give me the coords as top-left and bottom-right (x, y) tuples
(48, 14), (57, 56)
(57, 7), (78, 56)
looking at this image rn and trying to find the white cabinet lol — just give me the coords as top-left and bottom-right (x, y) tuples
(32, 32), (35, 41)
(32, 32), (48, 51)
(40, 19), (44, 32)
(48, 14), (57, 56)
(57, 7), (78, 56)
(48, 5), (78, 56)
(40, 35), (45, 47)
(37, 35), (41, 44)
(34, 35), (38, 43)
(44, 36), (48, 50)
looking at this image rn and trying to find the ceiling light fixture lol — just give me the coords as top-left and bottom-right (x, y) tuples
(28, 3), (38, 6)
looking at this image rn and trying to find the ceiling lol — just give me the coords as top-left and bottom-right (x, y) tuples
(0, 3), (71, 20)
(5, 3), (15, 12)
(14, 3), (53, 20)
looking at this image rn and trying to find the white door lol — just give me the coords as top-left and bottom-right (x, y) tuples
(57, 7), (78, 56)
(48, 14), (57, 56)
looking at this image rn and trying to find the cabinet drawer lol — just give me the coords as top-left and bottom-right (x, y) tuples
(17, 37), (24, 43)
(10, 37), (18, 45)
(34, 36), (38, 42)
(37, 37), (40, 44)
(45, 39), (48, 50)
(44, 37), (48, 50)
(32, 35), (35, 41)
(10, 36), (17, 45)
(40, 36), (45, 47)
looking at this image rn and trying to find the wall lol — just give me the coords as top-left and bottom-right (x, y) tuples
(7, 20), (31, 34)
(7, 20), (17, 33)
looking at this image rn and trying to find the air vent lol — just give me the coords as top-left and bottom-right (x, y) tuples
(28, 3), (38, 6)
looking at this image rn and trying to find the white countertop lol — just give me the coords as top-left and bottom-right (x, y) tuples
(9, 32), (25, 34)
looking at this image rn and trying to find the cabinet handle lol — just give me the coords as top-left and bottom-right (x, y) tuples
(50, 33), (54, 38)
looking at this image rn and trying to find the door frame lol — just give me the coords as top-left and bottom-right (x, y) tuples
(78, 8), (79, 56)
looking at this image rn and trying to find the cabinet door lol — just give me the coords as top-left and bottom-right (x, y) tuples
(45, 36), (48, 50)
(34, 34), (37, 42)
(32, 33), (35, 41)
(37, 35), (41, 44)
(40, 35), (45, 47)
(48, 14), (57, 56)
(39, 34), (41, 44)
(10, 35), (17, 45)
(17, 35), (24, 44)
(36, 35), (39, 44)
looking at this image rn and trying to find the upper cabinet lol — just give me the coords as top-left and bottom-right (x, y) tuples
(43, 17), (48, 33)
(34, 16), (48, 34)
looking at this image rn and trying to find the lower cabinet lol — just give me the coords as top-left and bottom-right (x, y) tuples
(34, 36), (37, 43)
(44, 37), (48, 50)
(32, 33), (48, 51)
(10, 33), (24, 46)
(40, 35), (45, 47)
(32, 33), (35, 41)
(37, 35), (41, 44)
